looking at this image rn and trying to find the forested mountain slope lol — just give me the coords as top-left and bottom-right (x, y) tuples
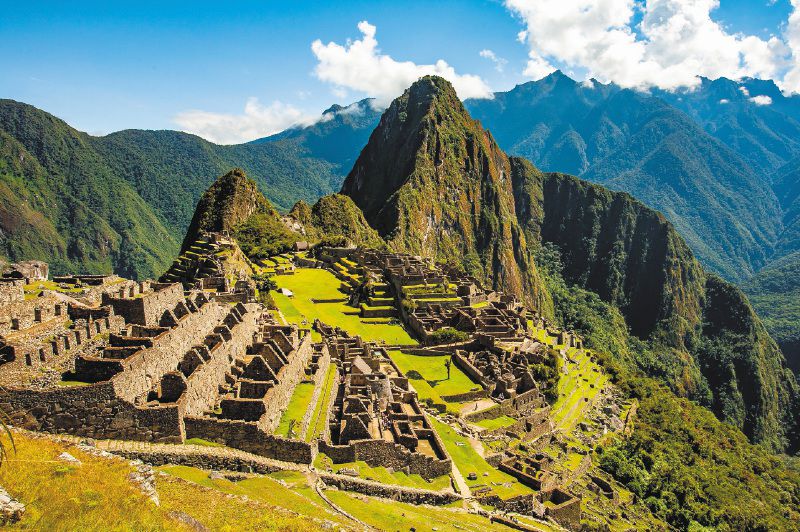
(465, 72), (783, 281)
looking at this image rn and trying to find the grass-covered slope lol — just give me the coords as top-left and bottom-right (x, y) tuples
(341, 76), (550, 311)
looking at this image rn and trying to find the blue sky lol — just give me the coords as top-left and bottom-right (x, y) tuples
(1, 1), (796, 142)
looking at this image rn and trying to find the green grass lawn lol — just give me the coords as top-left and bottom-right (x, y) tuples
(474, 415), (517, 431)
(272, 268), (416, 345)
(388, 351), (480, 397)
(315, 454), (452, 491)
(324, 490), (510, 531)
(429, 417), (531, 499)
(275, 382), (316, 437)
(307, 363), (338, 442)
(184, 437), (223, 447)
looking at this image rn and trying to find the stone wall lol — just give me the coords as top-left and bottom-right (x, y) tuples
(1, 382), (184, 442)
(319, 473), (460, 505)
(258, 333), (315, 433)
(0, 279), (24, 305)
(181, 308), (261, 416)
(103, 283), (184, 326)
(319, 438), (451, 480)
(112, 448), (282, 475)
(184, 416), (314, 464)
(111, 301), (232, 402)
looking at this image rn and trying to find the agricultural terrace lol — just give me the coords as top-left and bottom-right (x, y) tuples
(270, 268), (416, 345)
(550, 347), (608, 432)
(429, 417), (532, 499)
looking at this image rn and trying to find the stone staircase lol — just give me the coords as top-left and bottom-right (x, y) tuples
(159, 238), (222, 288)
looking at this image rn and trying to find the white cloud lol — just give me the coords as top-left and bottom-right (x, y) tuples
(750, 94), (773, 105)
(782, 0), (800, 92)
(504, 0), (789, 91)
(480, 49), (509, 72)
(311, 21), (493, 105)
(174, 98), (313, 144)
(739, 86), (750, 97)
(719, 98), (729, 104)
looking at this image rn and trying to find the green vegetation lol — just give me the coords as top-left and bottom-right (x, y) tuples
(388, 350), (479, 398)
(271, 268), (416, 344)
(425, 327), (469, 344)
(743, 250), (800, 374)
(429, 417), (530, 499)
(159, 464), (348, 529)
(535, 245), (800, 530)
(0, 101), (179, 279)
(599, 376), (800, 530)
(302, 194), (384, 248)
(183, 437), (223, 447)
(276, 382), (315, 437)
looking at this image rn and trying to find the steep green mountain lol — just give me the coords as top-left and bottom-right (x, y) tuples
(341, 76), (551, 311)
(743, 251), (800, 374)
(465, 72), (782, 281)
(0, 99), (178, 279)
(180, 168), (286, 251)
(0, 99), (357, 278)
(346, 76), (798, 451)
(535, 171), (798, 450)
(536, 245), (800, 530)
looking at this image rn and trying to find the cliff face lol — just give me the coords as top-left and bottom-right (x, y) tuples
(538, 172), (705, 342)
(532, 171), (797, 449)
(341, 76), (550, 311)
(181, 168), (275, 252)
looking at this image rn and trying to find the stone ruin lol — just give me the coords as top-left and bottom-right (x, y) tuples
(0, 265), (314, 464)
(319, 331), (452, 480)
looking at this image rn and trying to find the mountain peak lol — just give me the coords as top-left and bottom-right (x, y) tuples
(180, 168), (274, 252)
(341, 77), (550, 309)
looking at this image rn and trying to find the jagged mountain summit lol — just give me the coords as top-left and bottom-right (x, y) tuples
(341, 76), (551, 312)
(341, 75), (799, 452)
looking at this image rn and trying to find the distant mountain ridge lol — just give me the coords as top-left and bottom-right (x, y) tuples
(464, 71), (785, 282)
(0, 99), (356, 278)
